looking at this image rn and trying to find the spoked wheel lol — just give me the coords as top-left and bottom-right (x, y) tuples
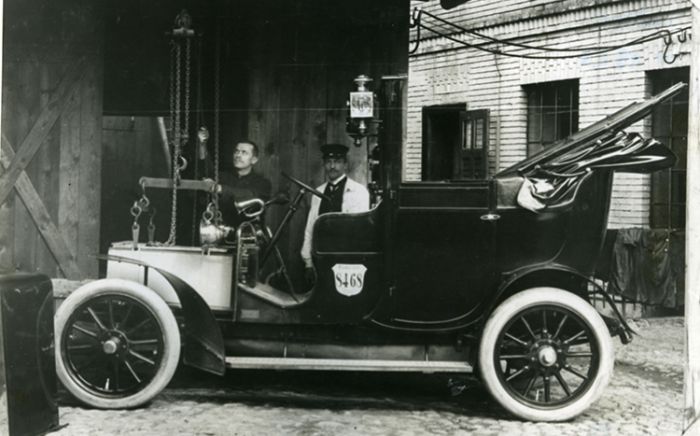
(478, 287), (613, 422)
(55, 279), (180, 409)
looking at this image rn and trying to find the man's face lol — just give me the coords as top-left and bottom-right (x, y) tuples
(233, 143), (257, 171)
(323, 157), (348, 181)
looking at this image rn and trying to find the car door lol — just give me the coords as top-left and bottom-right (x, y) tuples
(389, 181), (498, 328)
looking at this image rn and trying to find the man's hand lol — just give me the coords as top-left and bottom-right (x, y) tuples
(304, 267), (317, 288)
(202, 178), (221, 193)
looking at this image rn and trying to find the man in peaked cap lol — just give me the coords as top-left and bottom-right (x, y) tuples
(301, 143), (370, 284)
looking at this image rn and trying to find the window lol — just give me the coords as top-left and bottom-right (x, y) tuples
(422, 105), (489, 180)
(649, 68), (689, 230)
(525, 79), (579, 156)
(459, 109), (490, 179)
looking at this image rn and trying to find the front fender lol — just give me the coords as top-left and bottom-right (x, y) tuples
(99, 254), (225, 376)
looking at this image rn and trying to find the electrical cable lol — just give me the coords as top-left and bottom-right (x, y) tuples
(421, 9), (620, 52)
(416, 22), (690, 60)
(410, 7), (690, 60)
(418, 10), (460, 37)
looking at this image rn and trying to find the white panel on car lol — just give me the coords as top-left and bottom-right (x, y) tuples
(106, 242), (234, 311)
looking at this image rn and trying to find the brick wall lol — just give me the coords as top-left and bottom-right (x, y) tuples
(408, 0), (691, 227)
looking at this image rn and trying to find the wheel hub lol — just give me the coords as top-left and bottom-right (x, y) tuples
(537, 345), (557, 367)
(102, 337), (122, 355)
(100, 330), (128, 357)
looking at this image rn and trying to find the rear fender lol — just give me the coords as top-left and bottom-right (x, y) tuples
(99, 254), (226, 375)
(485, 265), (632, 341)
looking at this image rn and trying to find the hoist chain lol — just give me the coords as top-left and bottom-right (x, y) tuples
(163, 40), (176, 244)
(131, 202), (141, 250)
(214, 28), (221, 186)
(169, 41), (176, 154)
(202, 201), (215, 223)
(192, 36), (204, 242)
(202, 201), (223, 225)
(133, 11), (197, 248)
(184, 38), (192, 146)
(166, 39), (183, 246)
(148, 207), (157, 244)
(130, 193), (150, 249)
(212, 23), (222, 224)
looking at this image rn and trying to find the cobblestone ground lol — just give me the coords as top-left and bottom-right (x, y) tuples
(51, 317), (684, 436)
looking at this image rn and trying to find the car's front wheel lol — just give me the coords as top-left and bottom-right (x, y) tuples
(55, 279), (181, 409)
(478, 287), (613, 421)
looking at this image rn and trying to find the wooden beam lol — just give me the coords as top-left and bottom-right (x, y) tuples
(139, 177), (217, 192)
(685, 1), (700, 434)
(0, 58), (86, 206)
(0, 188), (13, 274)
(77, 62), (102, 277)
(0, 135), (82, 279)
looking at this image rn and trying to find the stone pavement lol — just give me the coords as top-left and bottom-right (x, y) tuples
(51, 317), (684, 436)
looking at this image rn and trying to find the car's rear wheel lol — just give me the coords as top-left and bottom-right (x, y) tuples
(478, 287), (613, 421)
(55, 279), (180, 409)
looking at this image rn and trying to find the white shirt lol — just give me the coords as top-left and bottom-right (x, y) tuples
(300, 176), (370, 268)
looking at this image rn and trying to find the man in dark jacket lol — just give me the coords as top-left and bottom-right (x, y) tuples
(202, 140), (272, 225)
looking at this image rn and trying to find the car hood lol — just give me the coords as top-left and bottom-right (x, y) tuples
(496, 82), (686, 178)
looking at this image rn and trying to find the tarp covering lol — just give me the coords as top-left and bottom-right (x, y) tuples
(515, 131), (675, 211)
(496, 83), (686, 212)
(606, 228), (685, 308)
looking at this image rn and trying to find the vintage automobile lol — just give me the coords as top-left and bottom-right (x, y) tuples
(54, 81), (685, 422)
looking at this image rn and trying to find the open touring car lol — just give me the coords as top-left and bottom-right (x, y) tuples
(54, 80), (685, 422)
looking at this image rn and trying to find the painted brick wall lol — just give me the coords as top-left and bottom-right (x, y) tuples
(408, 0), (691, 228)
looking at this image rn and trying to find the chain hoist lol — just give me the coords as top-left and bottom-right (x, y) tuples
(130, 201), (142, 250)
(192, 36), (205, 244)
(147, 207), (157, 244)
(184, 38), (192, 146)
(163, 9), (194, 246)
(130, 184), (151, 249)
(212, 22), (223, 224)
(127, 10), (205, 248)
(201, 20), (223, 228)
(164, 37), (182, 246)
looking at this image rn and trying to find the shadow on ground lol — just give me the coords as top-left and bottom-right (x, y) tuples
(161, 366), (506, 418)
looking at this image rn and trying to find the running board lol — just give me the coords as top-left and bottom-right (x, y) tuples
(224, 357), (473, 373)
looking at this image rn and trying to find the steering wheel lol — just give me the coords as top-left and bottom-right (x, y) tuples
(282, 172), (331, 202)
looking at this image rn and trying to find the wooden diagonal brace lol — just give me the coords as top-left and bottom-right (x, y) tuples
(0, 57), (87, 206)
(1, 135), (82, 279)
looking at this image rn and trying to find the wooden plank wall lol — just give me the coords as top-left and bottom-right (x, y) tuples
(241, 0), (409, 279)
(0, 0), (104, 278)
(96, 0), (408, 284)
(100, 117), (171, 260)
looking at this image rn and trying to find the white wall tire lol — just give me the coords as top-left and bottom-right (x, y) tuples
(478, 287), (613, 422)
(55, 279), (181, 409)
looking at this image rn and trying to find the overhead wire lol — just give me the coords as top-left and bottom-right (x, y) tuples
(422, 9), (617, 52)
(417, 23), (690, 60)
(410, 8), (691, 60)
